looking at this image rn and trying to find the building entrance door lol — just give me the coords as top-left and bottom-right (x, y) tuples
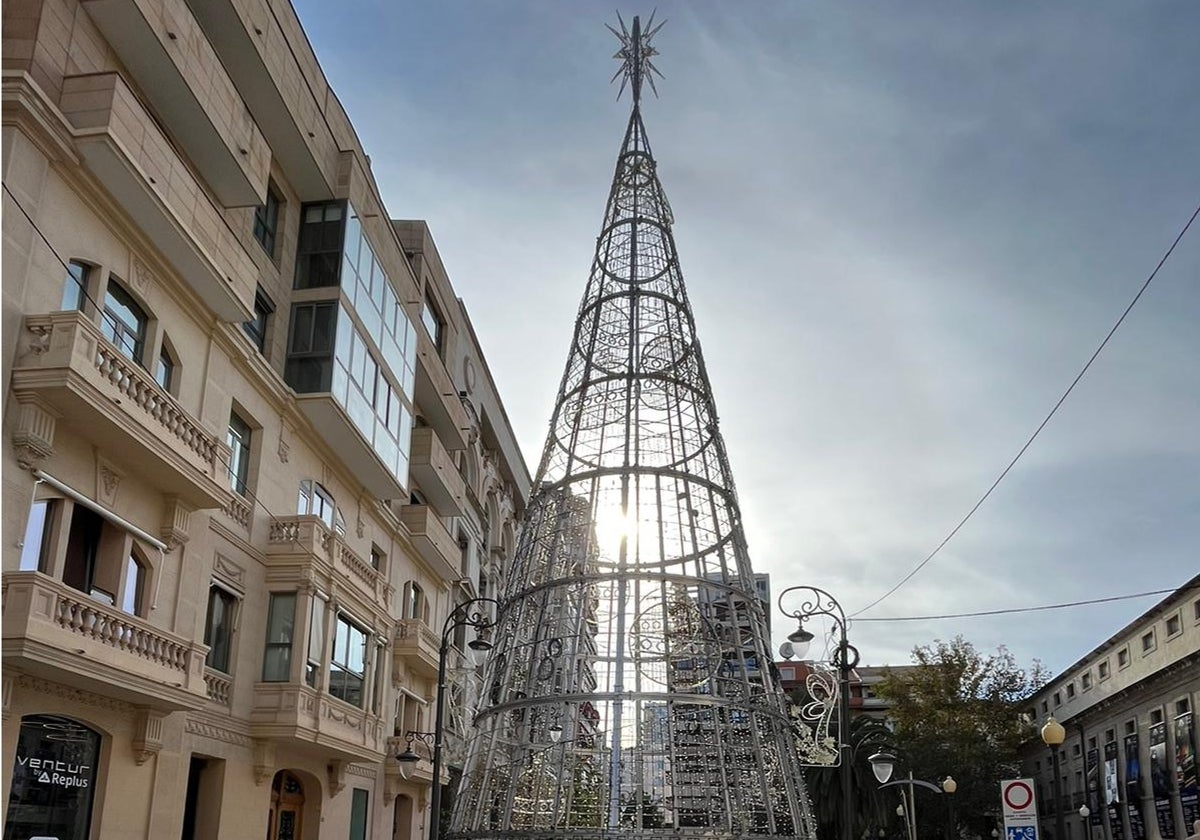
(267, 770), (305, 840)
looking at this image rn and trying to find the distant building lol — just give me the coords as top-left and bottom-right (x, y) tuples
(1020, 576), (1200, 840)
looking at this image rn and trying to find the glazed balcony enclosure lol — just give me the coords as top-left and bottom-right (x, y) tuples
(80, 0), (270, 207)
(58, 72), (257, 321)
(2, 572), (209, 711)
(11, 310), (233, 511)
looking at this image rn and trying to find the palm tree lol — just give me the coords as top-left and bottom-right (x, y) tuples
(804, 715), (897, 840)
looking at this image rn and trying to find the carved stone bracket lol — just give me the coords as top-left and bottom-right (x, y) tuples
(96, 458), (123, 507)
(131, 708), (167, 765)
(2, 672), (14, 720)
(160, 496), (195, 552)
(12, 396), (58, 471)
(252, 739), (276, 785)
(327, 760), (347, 796)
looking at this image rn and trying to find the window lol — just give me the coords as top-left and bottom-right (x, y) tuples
(306, 593), (327, 688)
(120, 551), (146, 615)
(421, 290), (444, 352)
(227, 412), (252, 496)
(1041, 700), (1049, 714)
(1054, 691), (1061, 707)
(1141, 630), (1156, 654)
(1082, 672), (1092, 691)
(297, 480), (345, 534)
(6, 715), (102, 840)
(1194, 598), (1200, 623)
(1117, 647), (1130, 669)
(405, 581), (424, 621)
(100, 278), (147, 364)
(1150, 708), (1163, 726)
(1124, 720), (1136, 736)
(329, 614), (367, 706)
(243, 287), (274, 354)
(205, 585), (237, 673)
(295, 202), (344, 289)
(19, 499), (54, 572)
(370, 546), (384, 571)
(1165, 612), (1182, 637)
(1066, 683), (1076, 700)
(349, 788), (369, 840)
(253, 182), (281, 257)
(155, 343), (175, 392)
(262, 593), (296, 681)
(1098, 660), (1110, 680)
(285, 301), (338, 391)
(61, 260), (89, 311)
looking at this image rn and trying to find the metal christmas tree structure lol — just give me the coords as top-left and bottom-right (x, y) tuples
(450, 15), (817, 840)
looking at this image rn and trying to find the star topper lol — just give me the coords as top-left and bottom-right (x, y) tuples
(608, 11), (666, 104)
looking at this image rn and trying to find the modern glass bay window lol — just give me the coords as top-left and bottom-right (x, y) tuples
(284, 201), (418, 488)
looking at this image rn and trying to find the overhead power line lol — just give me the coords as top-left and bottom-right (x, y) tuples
(853, 583), (1199, 623)
(852, 199), (1200, 618)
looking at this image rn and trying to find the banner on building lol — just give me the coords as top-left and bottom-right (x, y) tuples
(1176, 711), (1199, 827)
(1105, 740), (1125, 840)
(1125, 732), (1147, 840)
(1149, 721), (1176, 839)
(1087, 748), (1103, 826)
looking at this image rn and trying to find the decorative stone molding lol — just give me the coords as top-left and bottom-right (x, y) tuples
(131, 256), (154, 292)
(2, 672), (14, 720)
(97, 459), (123, 507)
(252, 740), (276, 785)
(185, 717), (252, 747)
(277, 425), (290, 463)
(15, 675), (133, 713)
(346, 764), (376, 779)
(131, 708), (167, 765)
(161, 496), (195, 551)
(212, 553), (246, 591)
(327, 760), (347, 796)
(11, 396), (58, 470)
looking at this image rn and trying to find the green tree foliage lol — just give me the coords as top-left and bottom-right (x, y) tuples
(804, 715), (898, 840)
(876, 636), (1049, 839)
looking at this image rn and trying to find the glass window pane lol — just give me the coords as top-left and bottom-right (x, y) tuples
(19, 500), (50, 572)
(61, 262), (87, 311)
(121, 556), (142, 614)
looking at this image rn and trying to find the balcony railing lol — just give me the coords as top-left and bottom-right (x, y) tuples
(394, 618), (441, 678)
(250, 683), (386, 763)
(204, 669), (232, 706)
(2, 572), (208, 710)
(266, 516), (391, 613)
(12, 311), (232, 509)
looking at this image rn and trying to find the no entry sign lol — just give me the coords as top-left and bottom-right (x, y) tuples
(1001, 779), (1039, 840)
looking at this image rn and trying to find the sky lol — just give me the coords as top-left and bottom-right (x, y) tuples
(290, 1), (1199, 677)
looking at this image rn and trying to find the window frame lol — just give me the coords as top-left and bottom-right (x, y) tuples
(1117, 646), (1130, 669)
(204, 583), (239, 674)
(243, 287), (275, 354)
(61, 260), (92, 312)
(297, 479), (344, 534)
(1164, 611), (1182, 638)
(100, 277), (148, 365)
(1141, 629), (1156, 655)
(253, 181), (282, 258)
(262, 592), (297, 682)
(227, 411), (253, 497)
(328, 612), (368, 707)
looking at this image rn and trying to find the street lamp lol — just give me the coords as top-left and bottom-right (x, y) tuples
(868, 752), (954, 840)
(943, 776), (957, 840)
(778, 585), (859, 840)
(1079, 804), (1091, 840)
(1041, 716), (1068, 840)
(396, 596), (501, 840)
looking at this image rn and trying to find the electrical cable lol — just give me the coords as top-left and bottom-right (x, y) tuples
(852, 199), (1200, 618)
(2, 181), (290, 528)
(853, 582), (1200, 622)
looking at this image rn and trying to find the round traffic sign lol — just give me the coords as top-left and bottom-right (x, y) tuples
(1003, 780), (1033, 811)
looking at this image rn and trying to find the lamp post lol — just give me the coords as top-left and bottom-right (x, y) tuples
(869, 752), (956, 840)
(1079, 804), (1091, 840)
(778, 586), (859, 840)
(1041, 716), (1068, 840)
(397, 596), (501, 840)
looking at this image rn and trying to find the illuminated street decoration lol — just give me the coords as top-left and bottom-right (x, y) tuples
(451, 15), (816, 839)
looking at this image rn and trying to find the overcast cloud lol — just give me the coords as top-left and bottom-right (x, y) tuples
(292, 1), (1199, 676)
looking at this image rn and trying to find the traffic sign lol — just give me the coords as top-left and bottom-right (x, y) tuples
(1001, 778), (1039, 840)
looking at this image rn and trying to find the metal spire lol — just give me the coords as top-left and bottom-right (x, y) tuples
(449, 15), (817, 840)
(608, 11), (665, 104)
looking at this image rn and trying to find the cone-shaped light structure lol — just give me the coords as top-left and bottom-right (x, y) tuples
(451, 16), (816, 840)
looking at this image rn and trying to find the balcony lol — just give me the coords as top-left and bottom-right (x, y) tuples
(393, 618), (440, 679)
(265, 516), (390, 617)
(409, 427), (465, 517)
(80, 0), (269, 207)
(11, 311), (233, 510)
(414, 335), (469, 451)
(58, 72), (256, 321)
(2, 572), (208, 711)
(398, 504), (459, 581)
(183, 0), (338, 201)
(293, 390), (406, 501)
(204, 668), (232, 706)
(249, 683), (386, 763)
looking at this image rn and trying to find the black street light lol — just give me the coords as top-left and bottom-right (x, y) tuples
(778, 585), (859, 840)
(396, 596), (501, 840)
(867, 752), (957, 840)
(1041, 716), (1068, 840)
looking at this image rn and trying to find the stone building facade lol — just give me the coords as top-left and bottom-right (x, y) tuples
(1022, 577), (1200, 840)
(1, 1), (530, 838)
